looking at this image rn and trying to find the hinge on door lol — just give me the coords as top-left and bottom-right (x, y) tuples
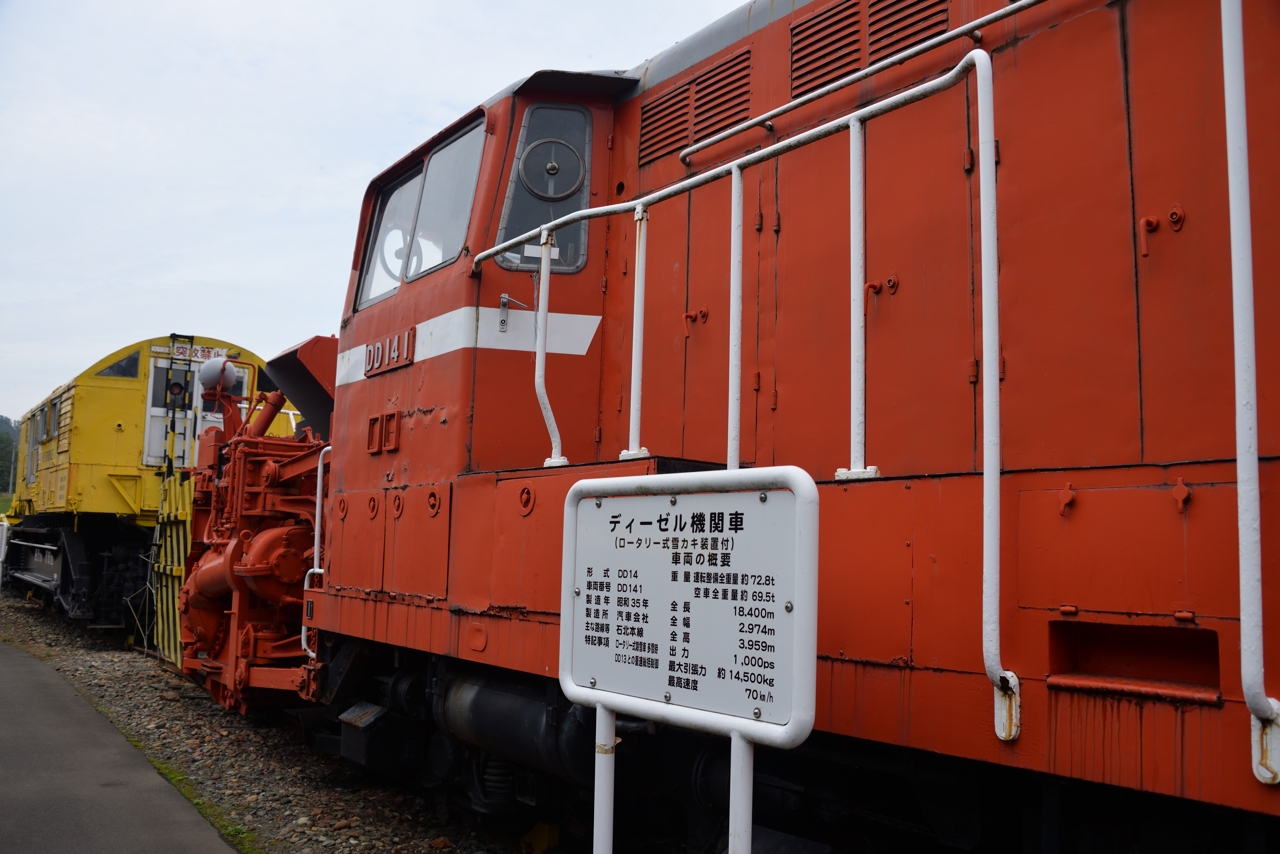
(773, 212), (782, 234)
(771, 390), (778, 411)
(968, 359), (979, 383)
(594, 426), (602, 443)
(752, 372), (761, 391)
(601, 276), (607, 294)
(1000, 355), (1006, 380)
(754, 211), (764, 232)
(606, 134), (613, 150)
(617, 395), (624, 412)
(995, 140), (1001, 165)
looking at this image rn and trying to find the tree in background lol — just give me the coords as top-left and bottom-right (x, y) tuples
(0, 415), (16, 494)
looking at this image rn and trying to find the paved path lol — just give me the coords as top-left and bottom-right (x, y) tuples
(0, 643), (233, 853)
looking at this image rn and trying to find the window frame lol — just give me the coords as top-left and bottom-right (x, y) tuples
(355, 117), (488, 312)
(355, 165), (424, 312)
(494, 102), (594, 275)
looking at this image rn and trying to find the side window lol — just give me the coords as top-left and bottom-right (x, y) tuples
(96, 350), (140, 378)
(48, 400), (59, 441)
(495, 104), (592, 274)
(356, 169), (423, 309)
(356, 120), (487, 310)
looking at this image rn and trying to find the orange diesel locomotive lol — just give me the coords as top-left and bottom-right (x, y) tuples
(178, 0), (1280, 846)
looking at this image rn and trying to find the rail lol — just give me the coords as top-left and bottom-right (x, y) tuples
(474, 49), (1019, 739)
(677, 0), (1049, 164)
(1220, 0), (1274, 784)
(301, 445), (331, 659)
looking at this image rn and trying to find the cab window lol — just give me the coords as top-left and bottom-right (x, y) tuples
(356, 120), (486, 310)
(495, 104), (592, 274)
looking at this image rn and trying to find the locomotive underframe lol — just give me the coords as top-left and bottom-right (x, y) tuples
(1, 512), (151, 628)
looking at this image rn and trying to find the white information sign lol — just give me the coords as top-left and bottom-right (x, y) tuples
(560, 466), (818, 747)
(561, 467), (818, 854)
(571, 489), (797, 723)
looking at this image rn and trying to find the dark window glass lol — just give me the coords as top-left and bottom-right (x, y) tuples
(96, 350), (140, 378)
(495, 105), (591, 274)
(406, 123), (485, 281)
(356, 168), (424, 308)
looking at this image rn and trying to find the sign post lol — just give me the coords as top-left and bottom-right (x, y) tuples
(560, 466), (819, 854)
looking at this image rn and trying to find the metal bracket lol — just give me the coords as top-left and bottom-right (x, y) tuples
(994, 674), (1021, 741)
(1254, 711), (1280, 784)
(499, 294), (529, 333)
(834, 466), (879, 481)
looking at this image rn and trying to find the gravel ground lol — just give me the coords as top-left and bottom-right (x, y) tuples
(0, 589), (518, 854)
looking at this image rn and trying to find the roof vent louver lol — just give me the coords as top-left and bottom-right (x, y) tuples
(867, 0), (949, 65)
(639, 51), (752, 165)
(790, 1), (864, 99)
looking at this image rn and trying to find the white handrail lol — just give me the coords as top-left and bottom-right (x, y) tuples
(476, 55), (1016, 740)
(835, 118), (876, 481)
(301, 445), (330, 659)
(1220, 0), (1276, 783)
(971, 50), (1019, 741)
(537, 231), (569, 467)
(620, 207), (650, 460)
(727, 165), (744, 471)
(677, 0), (1050, 164)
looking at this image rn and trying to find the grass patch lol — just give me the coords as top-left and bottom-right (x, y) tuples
(148, 756), (266, 854)
(0, 494), (11, 515)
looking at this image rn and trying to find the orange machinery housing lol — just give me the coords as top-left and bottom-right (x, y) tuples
(179, 0), (1280, 845)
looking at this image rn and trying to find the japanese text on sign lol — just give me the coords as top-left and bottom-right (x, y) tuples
(571, 490), (797, 724)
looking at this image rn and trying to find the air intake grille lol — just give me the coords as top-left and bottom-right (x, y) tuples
(639, 51), (752, 165)
(639, 84), (691, 166)
(868, 0), (949, 64)
(692, 51), (753, 143)
(790, 1), (864, 98)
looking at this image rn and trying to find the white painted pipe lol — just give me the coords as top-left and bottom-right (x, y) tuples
(593, 704), (616, 853)
(301, 445), (331, 659)
(727, 166), (744, 471)
(536, 231), (568, 467)
(1221, 0), (1274, 727)
(972, 49), (1015, 711)
(728, 731), (753, 854)
(621, 207), (650, 460)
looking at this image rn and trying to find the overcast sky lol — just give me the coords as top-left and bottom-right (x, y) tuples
(0, 0), (744, 417)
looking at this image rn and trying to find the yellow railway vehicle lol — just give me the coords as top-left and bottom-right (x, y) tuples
(2, 334), (296, 629)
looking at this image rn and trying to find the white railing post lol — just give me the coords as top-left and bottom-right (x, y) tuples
(970, 50), (1019, 741)
(727, 731), (754, 854)
(593, 703), (616, 852)
(727, 166), (744, 471)
(836, 118), (878, 482)
(1219, 0), (1277, 784)
(301, 445), (330, 659)
(621, 206), (650, 460)
(537, 229), (569, 467)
